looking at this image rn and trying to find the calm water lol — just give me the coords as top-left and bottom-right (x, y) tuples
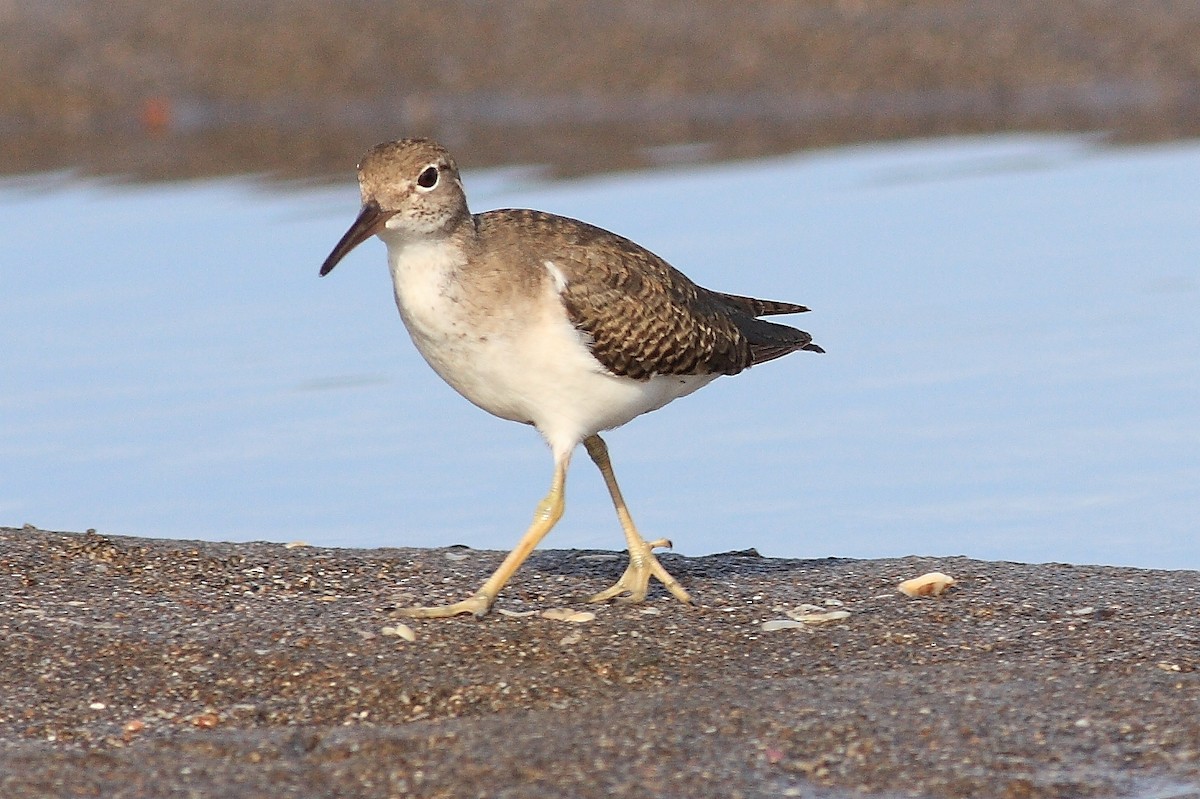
(2, 135), (1197, 569)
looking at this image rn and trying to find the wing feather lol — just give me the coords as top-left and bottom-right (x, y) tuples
(481, 210), (822, 380)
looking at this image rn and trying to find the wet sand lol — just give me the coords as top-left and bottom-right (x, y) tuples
(2, 526), (1197, 798)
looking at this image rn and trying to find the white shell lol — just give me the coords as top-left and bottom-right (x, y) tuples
(541, 608), (596, 623)
(898, 572), (957, 597)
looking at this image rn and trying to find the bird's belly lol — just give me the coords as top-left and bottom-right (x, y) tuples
(393, 272), (716, 451)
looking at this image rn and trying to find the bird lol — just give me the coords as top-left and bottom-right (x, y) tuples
(319, 137), (823, 618)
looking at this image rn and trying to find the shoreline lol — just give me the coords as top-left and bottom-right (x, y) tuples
(6, 2), (1200, 181)
(2, 526), (1197, 798)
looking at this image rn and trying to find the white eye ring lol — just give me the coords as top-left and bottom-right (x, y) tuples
(416, 164), (439, 189)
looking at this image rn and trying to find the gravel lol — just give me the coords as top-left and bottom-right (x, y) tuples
(2, 526), (1198, 798)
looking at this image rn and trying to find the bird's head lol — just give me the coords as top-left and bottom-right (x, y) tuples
(320, 138), (469, 276)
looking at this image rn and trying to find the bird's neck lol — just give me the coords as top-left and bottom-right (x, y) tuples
(382, 212), (479, 266)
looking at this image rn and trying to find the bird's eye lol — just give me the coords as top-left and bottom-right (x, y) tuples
(417, 165), (439, 188)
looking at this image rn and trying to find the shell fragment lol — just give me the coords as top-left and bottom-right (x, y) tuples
(785, 609), (852, 625)
(380, 623), (417, 641)
(541, 608), (596, 623)
(898, 572), (957, 597)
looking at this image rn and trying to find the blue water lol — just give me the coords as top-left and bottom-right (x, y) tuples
(2, 135), (1197, 569)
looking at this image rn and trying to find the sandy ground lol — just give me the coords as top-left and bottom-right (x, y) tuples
(2, 526), (1198, 798)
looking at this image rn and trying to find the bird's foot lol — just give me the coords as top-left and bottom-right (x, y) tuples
(397, 592), (493, 619)
(588, 538), (692, 605)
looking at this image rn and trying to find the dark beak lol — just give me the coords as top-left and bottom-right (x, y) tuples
(319, 200), (392, 276)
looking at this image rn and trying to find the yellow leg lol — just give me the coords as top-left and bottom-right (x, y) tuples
(398, 455), (568, 618)
(583, 435), (692, 605)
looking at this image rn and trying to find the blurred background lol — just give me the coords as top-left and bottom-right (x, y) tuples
(5, 0), (1200, 181)
(3, 2), (1198, 569)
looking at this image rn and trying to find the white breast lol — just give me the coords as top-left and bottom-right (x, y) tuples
(387, 243), (718, 459)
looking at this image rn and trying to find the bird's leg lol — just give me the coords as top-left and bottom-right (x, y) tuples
(398, 455), (569, 619)
(583, 435), (692, 605)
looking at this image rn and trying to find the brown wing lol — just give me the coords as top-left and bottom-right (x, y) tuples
(488, 210), (820, 380)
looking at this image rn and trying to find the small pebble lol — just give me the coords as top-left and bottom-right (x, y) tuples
(89, 702), (106, 710)
(284, 541), (310, 549)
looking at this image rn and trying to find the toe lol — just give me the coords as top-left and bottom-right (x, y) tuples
(398, 594), (492, 618)
(587, 583), (629, 603)
(614, 584), (649, 603)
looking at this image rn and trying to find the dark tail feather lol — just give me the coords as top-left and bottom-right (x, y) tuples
(708, 289), (822, 363)
(749, 339), (824, 363)
(713, 291), (810, 317)
(735, 316), (824, 365)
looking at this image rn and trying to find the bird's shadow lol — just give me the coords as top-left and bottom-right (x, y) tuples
(483, 546), (856, 597)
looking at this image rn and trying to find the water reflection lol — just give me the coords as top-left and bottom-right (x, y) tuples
(2, 135), (1197, 569)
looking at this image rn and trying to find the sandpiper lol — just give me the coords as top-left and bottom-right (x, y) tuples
(320, 138), (823, 618)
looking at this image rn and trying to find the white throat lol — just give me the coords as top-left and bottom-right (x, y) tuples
(384, 235), (469, 320)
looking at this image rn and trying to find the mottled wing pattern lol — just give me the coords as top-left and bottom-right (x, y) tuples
(485, 210), (820, 380)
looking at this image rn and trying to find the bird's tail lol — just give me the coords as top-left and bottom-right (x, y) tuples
(735, 315), (825, 364)
(712, 291), (811, 317)
(711, 291), (824, 362)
